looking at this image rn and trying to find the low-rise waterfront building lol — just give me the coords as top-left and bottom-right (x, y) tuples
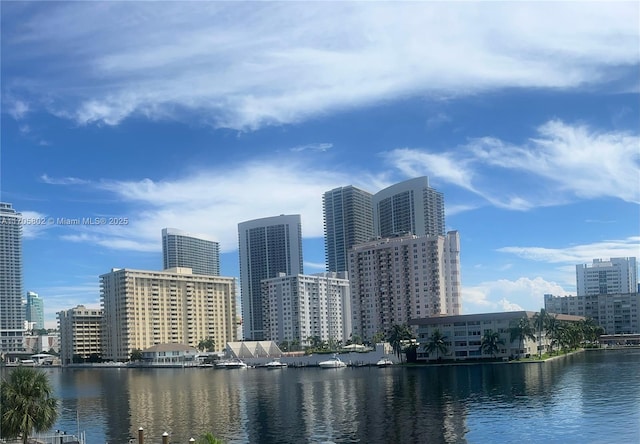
(58, 305), (103, 365)
(100, 267), (237, 361)
(140, 343), (199, 366)
(545, 292), (640, 334)
(411, 311), (584, 362)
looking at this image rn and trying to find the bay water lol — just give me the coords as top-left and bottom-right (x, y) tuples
(9, 348), (639, 443)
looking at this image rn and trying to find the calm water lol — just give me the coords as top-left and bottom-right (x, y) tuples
(5, 349), (639, 443)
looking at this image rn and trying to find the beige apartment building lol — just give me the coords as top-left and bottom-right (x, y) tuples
(349, 232), (461, 342)
(58, 305), (103, 365)
(100, 267), (237, 361)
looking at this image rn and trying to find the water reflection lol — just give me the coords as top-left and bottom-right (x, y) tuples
(4, 350), (636, 443)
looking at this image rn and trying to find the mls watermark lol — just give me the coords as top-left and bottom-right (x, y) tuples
(0, 216), (129, 226)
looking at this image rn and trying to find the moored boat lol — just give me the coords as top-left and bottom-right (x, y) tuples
(376, 357), (393, 367)
(318, 354), (347, 368)
(264, 359), (288, 369)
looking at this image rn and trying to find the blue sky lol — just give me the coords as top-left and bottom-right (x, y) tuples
(1, 2), (639, 328)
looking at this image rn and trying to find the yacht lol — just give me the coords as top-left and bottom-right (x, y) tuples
(318, 355), (347, 369)
(376, 357), (394, 367)
(264, 359), (288, 369)
(215, 359), (248, 369)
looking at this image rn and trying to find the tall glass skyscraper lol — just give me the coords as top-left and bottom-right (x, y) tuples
(238, 215), (303, 340)
(0, 202), (25, 352)
(372, 176), (445, 238)
(162, 228), (220, 276)
(323, 185), (374, 272)
(26, 291), (45, 330)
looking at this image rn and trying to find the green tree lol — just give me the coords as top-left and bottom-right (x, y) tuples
(0, 367), (59, 444)
(130, 348), (143, 362)
(198, 338), (216, 352)
(480, 329), (505, 359)
(545, 315), (562, 355)
(387, 324), (413, 362)
(371, 331), (385, 344)
(423, 329), (449, 361)
(532, 309), (550, 357)
(509, 316), (536, 359)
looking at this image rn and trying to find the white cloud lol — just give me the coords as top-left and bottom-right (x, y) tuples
(6, 99), (30, 120)
(40, 174), (90, 185)
(3, 2), (638, 129)
(386, 120), (640, 209)
(467, 120), (640, 204)
(498, 237), (640, 264)
(304, 261), (327, 271)
(290, 143), (333, 153)
(461, 277), (570, 314)
(44, 159), (384, 253)
(20, 211), (50, 239)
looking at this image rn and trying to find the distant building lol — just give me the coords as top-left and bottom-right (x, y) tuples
(411, 311), (584, 361)
(545, 292), (640, 334)
(238, 215), (303, 341)
(372, 176), (445, 238)
(576, 257), (637, 296)
(262, 272), (351, 345)
(162, 228), (220, 276)
(23, 332), (60, 355)
(349, 232), (461, 342)
(100, 267), (237, 361)
(58, 305), (103, 365)
(141, 343), (199, 366)
(323, 186), (374, 272)
(0, 202), (25, 352)
(25, 291), (45, 330)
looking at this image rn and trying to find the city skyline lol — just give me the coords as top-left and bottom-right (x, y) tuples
(1, 2), (638, 327)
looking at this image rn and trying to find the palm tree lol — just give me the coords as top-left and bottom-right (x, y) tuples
(545, 315), (561, 355)
(423, 329), (449, 361)
(480, 329), (505, 359)
(387, 324), (413, 362)
(198, 338), (216, 352)
(509, 316), (536, 359)
(532, 309), (550, 357)
(0, 367), (59, 444)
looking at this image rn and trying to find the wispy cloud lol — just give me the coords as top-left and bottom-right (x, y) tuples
(6, 99), (29, 120)
(43, 159), (384, 253)
(387, 120), (640, 209)
(290, 143), (333, 153)
(498, 236), (640, 264)
(40, 174), (90, 185)
(3, 2), (638, 129)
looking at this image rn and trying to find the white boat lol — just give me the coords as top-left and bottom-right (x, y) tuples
(376, 357), (393, 367)
(215, 359), (247, 369)
(264, 359), (288, 369)
(318, 355), (347, 369)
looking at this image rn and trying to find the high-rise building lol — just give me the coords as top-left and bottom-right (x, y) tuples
(576, 257), (637, 296)
(348, 232), (461, 341)
(100, 267), (237, 361)
(323, 186), (374, 272)
(372, 176), (445, 238)
(262, 272), (351, 345)
(58, 305), (103, 365)
(162, 228), (220, 276)
(25, 291), (45, 330)
(238, 215), (303, 340)
(0, 202), (25, 352)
